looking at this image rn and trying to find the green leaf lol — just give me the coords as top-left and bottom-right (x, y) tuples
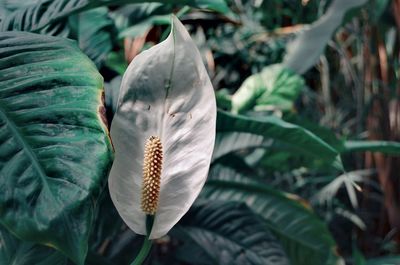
(0, 225), (68, 265)
(172, 200), (290, 265)
(208, 164), (259, 184)
(189, 0), (228, 13)
(202, 166), (343, 265)
(76, 7), (114, 67)
(105, 52), (128, 76)
(217, 110), (339, 161)
(0, 0), (229, 33)
(212, 132), (270, 162)
(112, 3), (172, 39)
(215, 89), (232, 110)
(232, 64), (305, 113)
(118, 14), (170, 38)
(367, 256), (400, 265)
(284, 114), (345, 151)
(342, 140), (400, 155)
(0, 32), (113, 265)
(282, 0), (368, 74)
(353, 247), (366, 265)
(0, 0), (41, 11)
(104, 76), (122, 117)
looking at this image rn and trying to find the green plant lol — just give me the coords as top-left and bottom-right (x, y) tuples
(1, 0), (399, 264)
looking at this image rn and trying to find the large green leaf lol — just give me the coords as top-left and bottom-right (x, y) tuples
(232, 64), (305, 113)
(217, 110), (339, 161)
(76, 7), (114, 67)
(0, 225), (68, 265)
(0, 0), (229, 32)
(212, 132), (271, 162)
(342, 140), (400, 155)
(284, 114), (345, 151)
(112, 3), (169, 39)
(367, 256), (400, 265)
(0, 0), (42, 11)
(202, 165), (343, 265)
(172, 200), (290, 265)
(0, 32), (113, 264)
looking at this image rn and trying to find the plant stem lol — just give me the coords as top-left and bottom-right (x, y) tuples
(130, 236), (152, 265)
(130, 215), (155, 265)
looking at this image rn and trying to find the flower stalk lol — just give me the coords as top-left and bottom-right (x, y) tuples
(130, 215), (155, 265)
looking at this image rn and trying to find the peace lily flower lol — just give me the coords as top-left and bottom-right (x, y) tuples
(108, 16), (216, 242)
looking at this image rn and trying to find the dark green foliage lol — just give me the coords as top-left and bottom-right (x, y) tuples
(0, 0), (399, 264)
(0, 32), (113, 264)
(173, 200), (290, 265)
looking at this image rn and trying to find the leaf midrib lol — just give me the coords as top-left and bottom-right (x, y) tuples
(205, 181), (334, 263)
(182, 225), (271, 264)
(0, 102), (58, 204)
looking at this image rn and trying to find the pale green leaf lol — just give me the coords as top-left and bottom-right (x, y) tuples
(232, 64), (305, 113)
(367, 256), (400, 265)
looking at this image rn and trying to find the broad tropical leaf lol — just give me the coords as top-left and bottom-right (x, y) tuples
(202, 165), (343, 265)
(342, 140), (400, 155)
(112, 3), (174, 39)
(208, 164), (259, 184)
(232, 64), (305, 113)
(367, 256), (400, 265)
(217, 110), (339, 161)
(108, 16), (216, 239)
(0, 225), (67, 265)
(0, 32), (113, 265)
(76, 7), (114, 67)
(0, 0), (229, 32)
(172, 201), (290, 265)
(212, 132), (271, 162)
(104, 76), (122, 118)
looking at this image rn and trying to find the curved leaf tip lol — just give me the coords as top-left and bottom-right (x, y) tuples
(109, 16), (216, 239)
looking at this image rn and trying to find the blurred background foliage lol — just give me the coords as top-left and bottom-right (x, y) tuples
(1, 0), (400, 264)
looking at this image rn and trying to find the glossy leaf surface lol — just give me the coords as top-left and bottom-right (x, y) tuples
(232, 64), (304, 113)
(173, 201), (290, 265)
(0, 225), (67, 265)
(217, 110), (338, 161)
(212, 132), (270, 162)
(203, 165), (342, 265)
(0, 32), (113, 265)
(76, 7), (114, 67)
(342, 140), (400, 155)
(0, 0), (229, 32)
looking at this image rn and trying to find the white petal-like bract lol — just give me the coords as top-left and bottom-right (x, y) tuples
(108, 16), (216, 239)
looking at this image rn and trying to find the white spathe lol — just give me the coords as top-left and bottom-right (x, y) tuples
(108, 16), (216, 239)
